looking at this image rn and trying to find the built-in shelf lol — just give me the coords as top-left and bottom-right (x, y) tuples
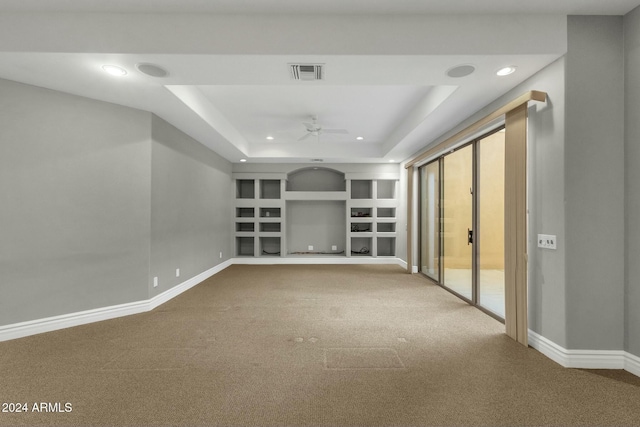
(236, 207), (255, 218)
(235, 172), (398, 259)
(351, 223), (373, 233)
(376, 222), (396, 233)
(351, 180), (372, 199)
(236, 236), (255, 256)
(236, 222), (255, 232)
(260, 180), (281, 199)
(377, 207), (396, 218)
(236, 180), (255, 199)
(284, 191), (347, 201)
(351, 207), (372, 217)
(260, 237), (281, 256)
(377, 237), (396, 256)
(260, 222), (281, 232)
(260, 207), (281, 218)
(377, 180), (396, 199)
(351, 237), (372, 256)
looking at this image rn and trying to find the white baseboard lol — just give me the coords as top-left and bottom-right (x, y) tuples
(528, 330), (639, 377)
(626, 352), (640, 377)
(232, 256), (407, 269)
(0, 259), (233, 343)
(0, 299), (150, 343)
(148, 259), (232, 310)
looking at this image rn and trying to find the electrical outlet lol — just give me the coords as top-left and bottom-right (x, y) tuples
(537, 234), (557, 250)
(332, 245), (337, 251)
(153, 277), (158, 288)
(219, 251), (223, 259)
(176, 268), (180, 277)
(308, 245), (314, 251)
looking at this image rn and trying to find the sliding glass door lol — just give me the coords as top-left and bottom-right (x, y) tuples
(442, 144), (474, 301)
(477, 131), (505, 318)
(419, 128), (505, 319)
(419, 161), (440, 282)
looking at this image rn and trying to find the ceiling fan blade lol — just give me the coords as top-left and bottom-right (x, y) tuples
(322, 129), (349, 134)
(298, 133), (312, 141)
(302, 122), (315, 130)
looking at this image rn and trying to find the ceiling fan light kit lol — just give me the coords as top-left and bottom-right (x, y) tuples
(298, 115), (348, 141)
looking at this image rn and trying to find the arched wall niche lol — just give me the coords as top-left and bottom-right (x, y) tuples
(286, 167), (346, 191)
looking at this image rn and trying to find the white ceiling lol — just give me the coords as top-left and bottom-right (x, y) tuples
(1, 0), (639, 15)
(0, 1), (637, 164)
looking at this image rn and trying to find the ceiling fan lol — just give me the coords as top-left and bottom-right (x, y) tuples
(298, 115), (348, 141)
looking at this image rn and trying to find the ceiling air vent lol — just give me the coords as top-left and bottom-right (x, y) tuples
(290, 64), (324, 81)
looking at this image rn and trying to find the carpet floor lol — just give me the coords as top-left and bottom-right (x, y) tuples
(1, 264), (639, 426)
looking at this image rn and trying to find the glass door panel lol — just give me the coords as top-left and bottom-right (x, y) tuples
(442, 145), (473, 300)
(420, 161), (440, 281)
(478, 130), (506, 317)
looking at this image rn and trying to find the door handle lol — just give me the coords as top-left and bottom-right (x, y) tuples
(468, 228), (473, 245)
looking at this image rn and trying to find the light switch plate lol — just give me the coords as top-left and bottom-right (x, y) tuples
(308, 245), (314, 251)
(537, 234), (557, 250)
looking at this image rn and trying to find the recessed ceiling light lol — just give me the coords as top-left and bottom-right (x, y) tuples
(496, 66), (517, 76)
(102, 65), (127, 76)
(446, 64), (476, 78)
(240, 158), (247, 162)
(136, 63), (169, 78)
(356, 136), (364, 141)
(266, 136), (274, 140)
(389, 159), (395, 163)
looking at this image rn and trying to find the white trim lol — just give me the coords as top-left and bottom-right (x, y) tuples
(626, 352), (640, 377)
(148, 259), (232, 310)
(0, 260), (233, 343)
(0, 300), (150, 343)
(528, 330), (639, 377)
(231, 256), (407, 269)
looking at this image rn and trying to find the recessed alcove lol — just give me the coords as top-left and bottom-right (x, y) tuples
(286, 167), (346, 192)
(286, 200), (346, 254)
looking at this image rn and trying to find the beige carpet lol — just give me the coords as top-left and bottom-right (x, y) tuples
(1, 264), (640, 426)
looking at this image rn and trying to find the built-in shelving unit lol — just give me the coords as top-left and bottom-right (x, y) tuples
(347, 176), (398, 257)
(233, 168), (398, 259)
(233, 174), (286, 257)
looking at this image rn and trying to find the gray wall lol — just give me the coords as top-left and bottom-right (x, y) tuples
(564, 16), (625, 351)
(150, 115), (232, 295)
(625, 7), (640, 358)
(0, 79), (152, 326)
(524, 59), (568, 347)
(0, 79), (234, 328)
